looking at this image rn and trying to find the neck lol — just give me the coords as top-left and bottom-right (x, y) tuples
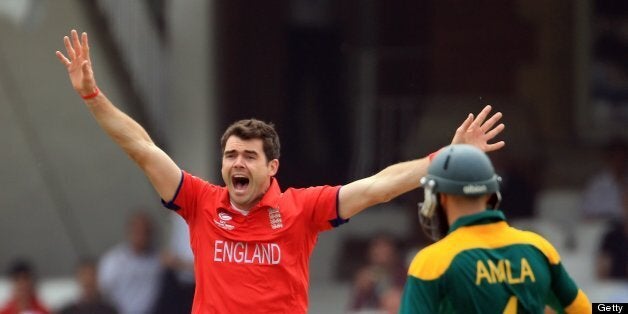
(230, 201), (251, 215)
(447, 207), (484, 226)
(231, 195), (262, 212)
(81, 290), (100, 302)
(15, 294), (34, 309)
(442, 194), (488, 226)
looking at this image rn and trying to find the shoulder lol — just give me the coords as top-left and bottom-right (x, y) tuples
(101, 243), (131, 263)
(184, 172), (228, 205)
(182, 171), (223, 192)
(408, 224), (562, 280)
(285, 185), (340, 193)
(282, 185), (340, 201)
(504, 226), (561, 264)
(472, 223), (561, 264)
(407, 237), (461, 281)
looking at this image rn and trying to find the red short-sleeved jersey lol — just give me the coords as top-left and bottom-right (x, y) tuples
(162, 171), (347, 313)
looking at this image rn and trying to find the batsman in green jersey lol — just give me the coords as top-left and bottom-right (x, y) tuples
(400, 144), (591, 314)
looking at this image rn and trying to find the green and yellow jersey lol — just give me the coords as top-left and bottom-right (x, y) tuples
(400, 210), (591, 314)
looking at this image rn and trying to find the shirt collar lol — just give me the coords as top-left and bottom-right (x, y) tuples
(448, 210), (506, 234)
(257, 177), (282, 208)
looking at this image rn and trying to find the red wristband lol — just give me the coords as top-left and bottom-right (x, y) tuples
(427, 149), (440, 162)
(81, 87), (100, 100)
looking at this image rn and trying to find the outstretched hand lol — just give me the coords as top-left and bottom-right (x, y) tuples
(55, 29), (98, 97)
(451, 105), (505, 152)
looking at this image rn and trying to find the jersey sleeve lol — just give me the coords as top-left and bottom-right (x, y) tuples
(548, 262), (591, 314)
(299, 185), (347, 232)
(161, 170), (211, 223)
(540, 238), (592, 314)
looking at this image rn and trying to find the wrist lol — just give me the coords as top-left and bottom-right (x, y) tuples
(427, 149), (441, 162)
(81, 87), (100, 100)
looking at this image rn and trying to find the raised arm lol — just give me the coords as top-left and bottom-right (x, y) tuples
(56, 30), (181, 202)
(338, 105), (505, 219)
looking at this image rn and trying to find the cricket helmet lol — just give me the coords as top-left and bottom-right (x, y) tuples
(418, 144), (502, 240)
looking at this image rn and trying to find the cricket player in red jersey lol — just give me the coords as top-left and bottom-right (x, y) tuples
(56, 29), (505, 313)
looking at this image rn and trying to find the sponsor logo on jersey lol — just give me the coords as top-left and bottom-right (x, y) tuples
(268, 207), (283, 229)
(218, 212), (233, 221)
(213, 240), (281, 265)
(214, 210), (235, 230)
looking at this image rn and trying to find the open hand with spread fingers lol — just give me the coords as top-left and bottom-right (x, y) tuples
(451, 105), (505, 152)
(55, 29), (99, 99)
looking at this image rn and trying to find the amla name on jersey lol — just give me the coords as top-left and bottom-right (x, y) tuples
(475, 257), (536, 285)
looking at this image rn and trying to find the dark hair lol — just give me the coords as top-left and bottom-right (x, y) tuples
(7, 259), (33, 278)
(220, 119), (281, 161)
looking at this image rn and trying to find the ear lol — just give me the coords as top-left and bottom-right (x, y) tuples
(268, 159), (279, 177)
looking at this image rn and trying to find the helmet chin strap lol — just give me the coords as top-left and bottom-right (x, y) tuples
(487, 191), (502, 210)
(418, 201), (449, 242)
(418, 178), (448, 241)
(418, 177), (437, 218)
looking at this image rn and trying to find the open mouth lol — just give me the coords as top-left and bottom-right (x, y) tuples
(232, 175), (250, 191)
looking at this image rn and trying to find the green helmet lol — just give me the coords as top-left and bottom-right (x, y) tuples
(425, 144), (500, 195)
(418, 144), (502, 240)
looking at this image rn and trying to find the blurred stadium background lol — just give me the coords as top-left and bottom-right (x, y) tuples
(0, 0), (627, 313)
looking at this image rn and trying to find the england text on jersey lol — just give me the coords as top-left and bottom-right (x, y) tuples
(213, 240), (281, 265)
